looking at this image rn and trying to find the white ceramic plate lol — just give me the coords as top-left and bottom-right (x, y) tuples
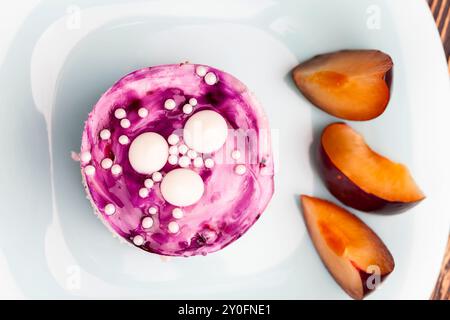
(0, 0), (449, 299)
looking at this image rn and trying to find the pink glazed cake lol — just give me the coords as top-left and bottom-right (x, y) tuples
(80, 63), (274, 256)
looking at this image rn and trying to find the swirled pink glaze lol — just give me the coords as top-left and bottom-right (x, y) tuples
(80, 63), (274, 256)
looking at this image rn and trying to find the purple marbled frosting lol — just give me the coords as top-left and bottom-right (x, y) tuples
(80, 63), (274, 256)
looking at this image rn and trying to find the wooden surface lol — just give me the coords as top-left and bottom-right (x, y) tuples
(429, 0), (450, 300)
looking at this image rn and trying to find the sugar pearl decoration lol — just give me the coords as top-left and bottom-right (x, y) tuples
(111, 164), (122, 175)
(189, 98), (197, 106)
(138, 108), (148, 118)
(178, 156), (190, 168)
(196, 66), (207, 77)
(120, 118), (131, 128)
(231, 150), (241, 160)
(193, 157), (204, 168)
(183, 104), (193, 114)
(169, 145), (178, 155)
(104, 203), (116, 216)
(144, 178), (154, 189)
(168, 221), (180, 234)
(84, 165), (95, 176)
(141, 216), (154, 229)
(133, 235), (145, 246)
(235, 164), (247, 175)
(204, 158), (214, 168)
(164, 98), (176, 110)
(204, 72), (217, 85)
(101, 158), (113, 169)
(172, 208), (184, 219)
(139, 187), (149, 198)
(100, 129), (111, 140)
(80, 151), (91, 163)
(168, 155), (178, 165)
(178, 144), (188, 155)
(114, 108), (126, 119)
(168, 134), (180, 145)
(119, 135), (129, 145)
(148, 206), (158, 215)
(152, 171), (163, 182)
(187, 149), (197, 159)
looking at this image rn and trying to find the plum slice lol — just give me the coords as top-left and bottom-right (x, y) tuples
(300, 195), (395, 300)
(292, 50), (393, 121)
(319, 123), (425, 213)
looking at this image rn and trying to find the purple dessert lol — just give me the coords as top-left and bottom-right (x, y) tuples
(80, 63), (274, 256)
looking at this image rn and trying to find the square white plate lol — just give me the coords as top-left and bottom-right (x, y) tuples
(0, 0), (449, 299)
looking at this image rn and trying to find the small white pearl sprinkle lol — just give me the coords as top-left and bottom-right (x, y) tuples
(114, 108), (126, 119)
(141, 217), (154, 229)
(118, 135), (129, 145)
(204, 72), (217, 85)
(168, 221), (180, 234)
(104, 203), (116, 216)
(196, 66), (207, 77)
(164, 99), (176, 110)
(172, 208), (184, 219)
(204, 158), (214, 168)
(168, 134), (179, 145)
(100, 129), (111, 140)
(84, 165), (95, 176)
(139, 188), (149, 198)
(235, 164), (247, 175)
(80, 151), (91, 163)
(193, 157), (204, 168)
(111, 164), (122, 175)
(144, 178), (154, 189)
(152, 171), (162, 182)
(148, 206), (158, 215)
(183, 104), (193, 114)
(138, 108), (148, 118)
(120, 118), (131, 128)
(168, 155), (178, 165)
(133, 235), (145, 246)
(231, 150), (241, 160)
(178, 144), (188, 154)
(189, 98), (198, 106)
(101, 158), (113, 169)
(169, 145), (178, 155)
(178, 156), (191, 168)
(187, 149), (197, 159)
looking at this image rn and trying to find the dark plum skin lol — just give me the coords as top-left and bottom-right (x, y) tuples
(318, 145), (421, 214)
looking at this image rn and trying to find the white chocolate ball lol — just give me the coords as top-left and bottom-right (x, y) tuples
(114, 108), (126, 119)
(172, 208), (184, 219)
(160, 168), (204, 206)
(152, 171), (162, 182)
(101, 158), (113, 169)
(204, 72), (217, 85)
(84, 165), (95, 176)
(168, 221), (180, 234)
(204, 158), (215, 169)
(100, 129), (111, 140)
(168, 134), (180, 145)
(169, 145), (178, 155)
(168, 155), (178, 165)
(138, 108), (148, 118)
(80, 151), (91, 163)
(129, 132), (169, 174)
(104, 203), (116, 216)
(195, 66), (207, 77)
(139, 187), (149, 198)
(235, 164), (247, 175)
(118, 135), (129, 145)
(133, 235), (145, 246)
(231, 150), (241, 160)
(111, 164), (122, 175)
(183, 110), (228, 153)
(120, 118), (131, 129)
(178, 144), (188, 155)
(144, 178), (154, 189)
(164, 99), (176, 110)
(193, 157), (204, 168)
(183, 104), (193, 114)
(189, 98), (198, 106)
(148, 206), (158, 215)
(141, 217), (154, 229)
